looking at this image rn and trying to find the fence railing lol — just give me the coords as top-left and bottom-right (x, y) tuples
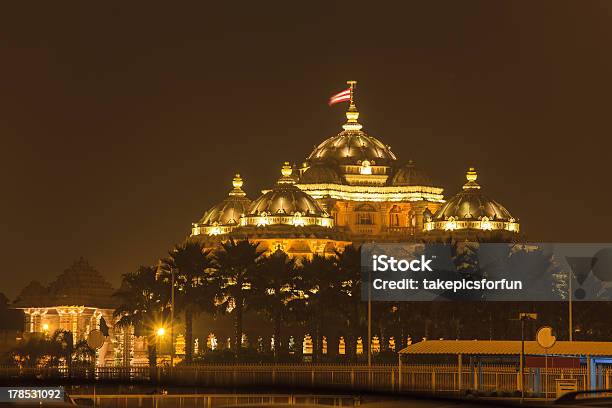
(2, 364), (611, 397)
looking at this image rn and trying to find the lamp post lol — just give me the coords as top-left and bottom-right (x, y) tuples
(368, 267), (372, 367)
(568, 268), (573, 341)
(518, 313), (537, 401)
(156, 327), (165, 360)
(170, 267), (175, 370)
(156, 327), (165, 381)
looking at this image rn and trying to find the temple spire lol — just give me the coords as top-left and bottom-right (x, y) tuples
(229, 173), (246, 196)
(347, 80), (357, 108)
(343, 80), (362, 131)
(463, 167), (481, 190)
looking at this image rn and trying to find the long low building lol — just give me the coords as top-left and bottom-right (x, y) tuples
(399, 339), (612, 391)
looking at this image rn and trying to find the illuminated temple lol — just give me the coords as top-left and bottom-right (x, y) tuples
(12, 258), (124, 366)
(12, 83), (523, 367)
(190, 86), (520, 256)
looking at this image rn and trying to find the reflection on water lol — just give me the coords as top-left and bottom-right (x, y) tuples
(66, 389), (358, 408)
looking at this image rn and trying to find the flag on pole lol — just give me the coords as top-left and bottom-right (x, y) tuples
(328, 88), (352, 106)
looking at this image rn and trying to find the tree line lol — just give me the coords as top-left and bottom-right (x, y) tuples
(113, 239), (612, 364)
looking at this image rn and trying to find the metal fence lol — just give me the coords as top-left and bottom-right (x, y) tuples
(2, 364), (611, 397)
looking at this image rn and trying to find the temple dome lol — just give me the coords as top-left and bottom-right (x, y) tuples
(48, 257), (117, 308)
(13, 258), (117, 309)
(242, 163), (333, 228)
(198, 174), (251, 226)
(425, 168), (519, 233)
(249, 163), (328, 217)
(300, 163), (342, 184)
(392, 160), (434, 186)
(307, 108), (396, 166)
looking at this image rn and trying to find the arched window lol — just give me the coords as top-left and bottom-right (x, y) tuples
(389, 205), (401, 227)
(355, 204), (376, 225)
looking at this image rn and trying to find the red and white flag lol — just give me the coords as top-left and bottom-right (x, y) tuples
(328, 88), (352, 106)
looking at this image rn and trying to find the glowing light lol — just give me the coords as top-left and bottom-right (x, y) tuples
(444, 217), (457, 231)
(156, 327), (166, 337)
(191, 224), (201, 236)
(232, 174), (243, 189)
(295, 182), (445, 203)
(359, 160), (372, 175)
(480, 216), (492, 230)
(209, 226), (222, 235)
(281, 162), (293, 177)
(292, 212), (305, 226)
(257, 213), (269, 227)
(42, 323), (49, 332)
(303, 334), (313, 355)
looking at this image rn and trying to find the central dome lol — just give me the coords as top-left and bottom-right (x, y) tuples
(307, 108), (396, 166)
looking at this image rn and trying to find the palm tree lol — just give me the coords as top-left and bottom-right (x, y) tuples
(335, 245), (365, 358)
(252, 250), (298, 360)
(113, 265), (165, 366)
(297, 254), (340, 361)
(213, 239), (264, 359)
(162, 241), (217, 363)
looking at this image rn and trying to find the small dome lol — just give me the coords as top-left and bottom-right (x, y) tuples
(392, 160), (433, 186)
(198, 174), (252, 226)
(249, 164), (328, 218)
(240, 163), (333, 229)
(300, 164), (342, 184)
(426, 168), (519, 233)
(307, 108), (396, 166)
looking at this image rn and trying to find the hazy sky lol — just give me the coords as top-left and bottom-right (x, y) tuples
(2, 1), (612, 298)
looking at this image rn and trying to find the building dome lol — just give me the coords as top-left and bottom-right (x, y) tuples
(307, 108), (396, 166)
(192, 174), (252, 236)
(242, 163), (333, 228)
(300, 163), (342, 184)
(392, 160), (434, 186)
(48, 257), (117, 308)
(425, 168), (519, 233)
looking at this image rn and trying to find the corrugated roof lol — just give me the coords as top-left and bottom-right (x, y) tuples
(399, 340), (612, 356)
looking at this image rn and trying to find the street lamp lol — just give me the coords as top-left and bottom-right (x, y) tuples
(518, 312), (537, 401)
(156, 327), (166, 367)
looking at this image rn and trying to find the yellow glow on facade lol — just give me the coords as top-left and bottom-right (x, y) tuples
(292, 212), (305, 226)
(295, 182), (445, 203)
(156, 327), (166, 337)
(480, 216), (492, 230)
(359, 160), (372, 175)
(256, 213), (269, 227)
(42, 323), (49, 332)
(444, 217), (457, 231)
(191, 224), (201, 236)
(425, 218), (520, 233)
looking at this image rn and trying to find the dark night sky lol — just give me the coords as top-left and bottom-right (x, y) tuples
(2, 2), (612, 299)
